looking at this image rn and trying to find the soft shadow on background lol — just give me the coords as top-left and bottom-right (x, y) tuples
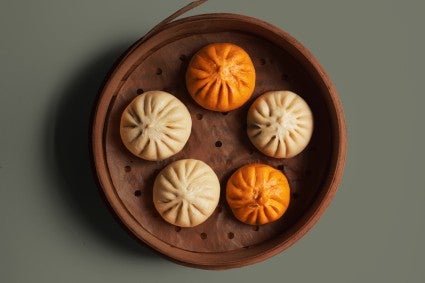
(47, 41), (161, 260)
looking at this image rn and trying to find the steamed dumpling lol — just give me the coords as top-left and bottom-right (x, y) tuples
(226, 163), (290, 225)
(247, 90), (313, 158)
(186, 43), (256, 112)
(120, 91), (192, 161)
(153, 159), (220, 227)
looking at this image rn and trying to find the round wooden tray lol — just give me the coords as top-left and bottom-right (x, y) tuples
(91, 2), (346, 270)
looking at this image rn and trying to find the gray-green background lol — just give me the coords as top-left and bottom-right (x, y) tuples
(1, 0), (424, 282)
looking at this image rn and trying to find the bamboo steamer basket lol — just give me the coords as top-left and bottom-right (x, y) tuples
(91, 0), (347, 269)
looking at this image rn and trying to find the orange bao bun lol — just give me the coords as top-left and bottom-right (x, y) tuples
(226, 163), (290, 225)
(186, 43), (256, 112)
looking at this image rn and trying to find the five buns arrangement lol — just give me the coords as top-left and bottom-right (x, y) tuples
(119, 43), (314, 227)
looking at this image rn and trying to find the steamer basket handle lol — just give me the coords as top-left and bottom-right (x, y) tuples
(142, 0), (208, 42)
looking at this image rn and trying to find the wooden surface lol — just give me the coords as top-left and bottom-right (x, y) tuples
(91, 13), (346, 269)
